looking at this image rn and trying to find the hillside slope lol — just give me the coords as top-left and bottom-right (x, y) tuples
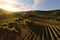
(0, 9), (60, 40)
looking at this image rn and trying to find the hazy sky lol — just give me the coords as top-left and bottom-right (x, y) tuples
(0, 0), (60, 11)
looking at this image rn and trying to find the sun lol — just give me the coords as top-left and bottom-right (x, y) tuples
(0, 5), (19, 12)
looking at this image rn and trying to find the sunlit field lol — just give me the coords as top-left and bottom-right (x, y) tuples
(0, 9), (60, 40)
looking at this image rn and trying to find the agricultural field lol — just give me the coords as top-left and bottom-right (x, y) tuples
(0, 9), (60, 40)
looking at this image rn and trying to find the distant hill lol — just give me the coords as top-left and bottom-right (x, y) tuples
(0, 8), (60, 20)
(14, 9), (60, 16)
(13, 9), (60, 20)
(0, 9), (14, 20)
(0, 8), (60, 15)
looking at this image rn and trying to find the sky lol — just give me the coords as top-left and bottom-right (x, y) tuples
(0, 0), (60, 12)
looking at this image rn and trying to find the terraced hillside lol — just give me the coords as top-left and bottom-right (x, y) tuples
(0, 10), (60, 40)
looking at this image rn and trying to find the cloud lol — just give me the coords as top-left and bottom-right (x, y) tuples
(33, 0), (45, 6)
(0, 0), (30, 11)
(0, 0), (19, 11)
(0, 0), (45, 12)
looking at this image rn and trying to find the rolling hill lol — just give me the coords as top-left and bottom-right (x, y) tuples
(0, 9), (60, 40)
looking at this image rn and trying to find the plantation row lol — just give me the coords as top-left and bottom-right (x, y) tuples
(0, 17), (60, 40)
